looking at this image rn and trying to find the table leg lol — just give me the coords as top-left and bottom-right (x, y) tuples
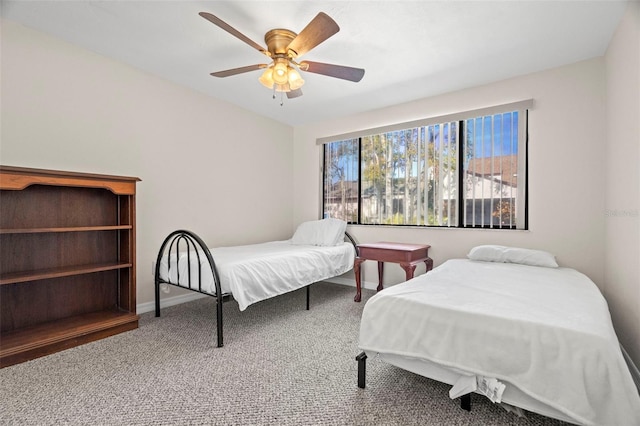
(425, 257), (433, 272)
(376, 261), (384, 292)
(354, 257), (366, 302)
(400, 262), (417, 281)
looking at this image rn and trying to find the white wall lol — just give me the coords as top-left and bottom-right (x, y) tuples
(0, 20), (294, 305)
(294, 58), (607, 290)
(605, 1), (640, 366)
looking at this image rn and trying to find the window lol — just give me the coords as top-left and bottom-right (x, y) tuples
(321, 101), (529, 229)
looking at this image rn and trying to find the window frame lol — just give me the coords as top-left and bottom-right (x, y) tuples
(319, 100), (532, 230)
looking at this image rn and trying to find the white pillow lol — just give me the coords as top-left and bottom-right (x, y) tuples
(291, 218), (347, 246)
(467, 245), (558, 268)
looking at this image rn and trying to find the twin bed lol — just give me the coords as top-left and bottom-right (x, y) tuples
(154, 218), (356, 347)
(357, 245), (640, 425)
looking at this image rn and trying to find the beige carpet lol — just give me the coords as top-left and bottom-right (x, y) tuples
(0, 282), (565, 425)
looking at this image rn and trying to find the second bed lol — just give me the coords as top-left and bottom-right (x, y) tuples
(357, 247), (640, 425)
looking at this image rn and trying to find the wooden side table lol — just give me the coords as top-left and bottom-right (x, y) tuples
(354, 242), (432, 302)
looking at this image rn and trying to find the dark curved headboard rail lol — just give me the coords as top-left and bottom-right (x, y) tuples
(344, 230), (359, 256)
(154, 229), (224, 347)
(154, 229), (222, 295)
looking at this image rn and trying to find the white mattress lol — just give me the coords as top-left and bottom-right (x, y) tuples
(159, 240), (355, 311)
(358, 259), (640, 426)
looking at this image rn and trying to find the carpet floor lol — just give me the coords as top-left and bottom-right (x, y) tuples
(0, 282), (566, 425)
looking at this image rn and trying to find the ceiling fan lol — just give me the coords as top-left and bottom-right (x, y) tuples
(199, 11), (365, 100)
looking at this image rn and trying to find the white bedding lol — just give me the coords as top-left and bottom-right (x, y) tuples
(358, 259), (640, 426)
(159, 240), (354, 311)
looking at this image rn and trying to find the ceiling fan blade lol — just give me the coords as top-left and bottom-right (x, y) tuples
(299, 61), (365, 82)
(199, 12), (268, 55)
(286, 88), (303, 99)
(286, 12), (339, 58)
(210, 64), (267, 78)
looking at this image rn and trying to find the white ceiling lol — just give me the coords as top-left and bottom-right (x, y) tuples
(2, 1), (628, 126)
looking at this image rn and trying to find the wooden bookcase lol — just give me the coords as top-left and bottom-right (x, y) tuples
(0, 166), (140, 367)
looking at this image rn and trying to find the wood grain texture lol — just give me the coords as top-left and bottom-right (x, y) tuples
(0, 165), (139, 367)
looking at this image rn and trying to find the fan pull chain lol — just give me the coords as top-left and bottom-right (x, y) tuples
(270, 86), (285, 106)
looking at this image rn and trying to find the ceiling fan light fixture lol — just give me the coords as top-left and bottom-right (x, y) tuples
(272, 59), (289, 85)
(259, 67), (275, 89)
(258, 59), (305, 92)
(287, 67), (305, 90)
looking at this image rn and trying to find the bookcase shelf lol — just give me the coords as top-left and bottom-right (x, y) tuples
(0, 225), (132, 234)
(0, 309), (139, 367)
(0, 262), (134, 285)
(0, 166), (140, 367)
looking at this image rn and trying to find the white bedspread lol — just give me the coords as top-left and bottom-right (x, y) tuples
(359, 259), (640, 426)
(159, 240), (354, 311)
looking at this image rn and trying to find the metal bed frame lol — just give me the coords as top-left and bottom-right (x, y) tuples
(356, 352), (472, 411)
(154, 229), (358, 348)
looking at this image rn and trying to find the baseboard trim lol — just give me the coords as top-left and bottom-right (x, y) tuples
(323, 277), (378, 291)
(137, 291), (207, 315)
(621, 345), (640, 395)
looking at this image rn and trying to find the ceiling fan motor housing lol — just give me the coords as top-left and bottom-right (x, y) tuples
(265, 29), (298, 57)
